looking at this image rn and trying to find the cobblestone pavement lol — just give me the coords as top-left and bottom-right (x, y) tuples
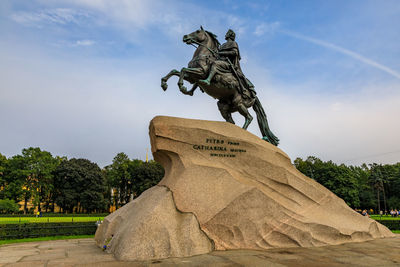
(1, 236), (400, 266)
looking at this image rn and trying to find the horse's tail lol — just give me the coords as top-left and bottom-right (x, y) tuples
(252, 96), (279, 146)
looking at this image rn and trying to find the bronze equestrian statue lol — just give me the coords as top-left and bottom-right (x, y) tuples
(161, 27), (279, 146)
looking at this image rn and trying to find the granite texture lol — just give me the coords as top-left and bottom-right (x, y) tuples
(95, 186), (213, 261)
(95, 116), (394, 260)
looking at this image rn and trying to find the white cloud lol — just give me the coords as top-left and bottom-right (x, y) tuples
(226, 15), (246, 35)
(71, 0), (155, 28)
(11, 8), (89, 26)
(75, 39), (95, 46)
(254, 22), (280, 36)
(281, 30), (400, 80)
(0, 40), (219, 166)
(9, 1), (249, 45)
(4, 0), (400, 167)
(2, 35), (400, 167)
(36, 0), (162, 30)
(251, 79), (400, 166)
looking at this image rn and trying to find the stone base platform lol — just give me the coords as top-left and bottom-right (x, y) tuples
(96, 117), (393, 261)
(1, 236), (400, 266)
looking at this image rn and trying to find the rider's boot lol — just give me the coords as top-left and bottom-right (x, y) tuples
(199, 67), (217, 86)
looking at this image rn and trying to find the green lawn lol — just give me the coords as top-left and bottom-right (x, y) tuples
(370, 215), (400, 220)
(0, 235), (94, 246)
(0, 216), (104, 224)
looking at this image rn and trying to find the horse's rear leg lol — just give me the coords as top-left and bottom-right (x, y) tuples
(161, 69), (180, 91)
(233, 95), (253, 129)
(238, 104), (253, 129)
(218, 101), (235, 124)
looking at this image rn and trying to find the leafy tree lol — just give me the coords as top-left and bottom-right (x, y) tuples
(390, 164), (400, 209)
(52, 159), (78, 213)
(387, 196), (400, 210)
(375, 163), (400, 212)
(0, 153), (7, 189)
(352, 164), (375, 209)
(2, 154), (30, 212)
(131, 160), (164, 198)
(2, 148), (59, 213)
(46, 156), (67, 212)
(19, 147), (59, 212)
(368, 163), (396, 212)
(0, 199), (19, 214)
(294, 156), (360, 207)
(106, 153), (133, 208)
(77, 159), (106, 213)
(104, 153), (165, 209)
(54, 158), (106, 213)
(294, 156), (317, 179)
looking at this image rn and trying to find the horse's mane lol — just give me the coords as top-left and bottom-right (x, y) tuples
(205, 30), (221, 48)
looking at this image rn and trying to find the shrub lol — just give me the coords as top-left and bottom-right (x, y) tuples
(0, 213), (109, 217)
(375, 220), (400, 231)
(0, 222), (97, 240)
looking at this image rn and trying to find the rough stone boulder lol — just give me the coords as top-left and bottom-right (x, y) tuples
(95, 116), (394, 261)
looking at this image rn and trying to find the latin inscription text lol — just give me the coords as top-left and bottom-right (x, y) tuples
(192, 138), (246, 158)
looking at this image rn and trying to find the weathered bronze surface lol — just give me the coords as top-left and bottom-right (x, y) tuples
(161, 27), (279, 146)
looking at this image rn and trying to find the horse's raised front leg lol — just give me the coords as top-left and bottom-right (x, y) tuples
(178, 67), (204, 94)
(186, 83), (198, 96)
(161, 69), (180, 91)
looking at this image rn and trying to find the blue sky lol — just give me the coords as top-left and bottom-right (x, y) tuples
(1, 0), (399, 166)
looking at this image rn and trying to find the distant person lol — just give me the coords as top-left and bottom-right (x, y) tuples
(36, 211), (40, 218)
(362, 210), (369, 217)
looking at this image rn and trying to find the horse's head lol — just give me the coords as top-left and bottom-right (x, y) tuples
(183, 26), (208, 45)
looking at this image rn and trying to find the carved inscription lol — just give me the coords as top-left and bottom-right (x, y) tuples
(192, 138), (246, 158)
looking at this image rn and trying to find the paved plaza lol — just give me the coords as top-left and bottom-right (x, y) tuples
(0, 236), (400, 266)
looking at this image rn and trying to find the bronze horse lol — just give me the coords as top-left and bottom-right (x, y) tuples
(161, 27), (279, 146)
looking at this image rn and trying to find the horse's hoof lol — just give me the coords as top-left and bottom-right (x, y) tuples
(187, 91), (194, 96)
(161, 82), (168, 91)
(262, 136), (270, 141)
(198, 79), (210, 86)
(180, 86), (187, 93)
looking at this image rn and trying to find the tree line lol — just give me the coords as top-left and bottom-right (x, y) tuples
(1, 148), (399, 214)
(0, 148), (164, 214)
(294, 156), (400, 212)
